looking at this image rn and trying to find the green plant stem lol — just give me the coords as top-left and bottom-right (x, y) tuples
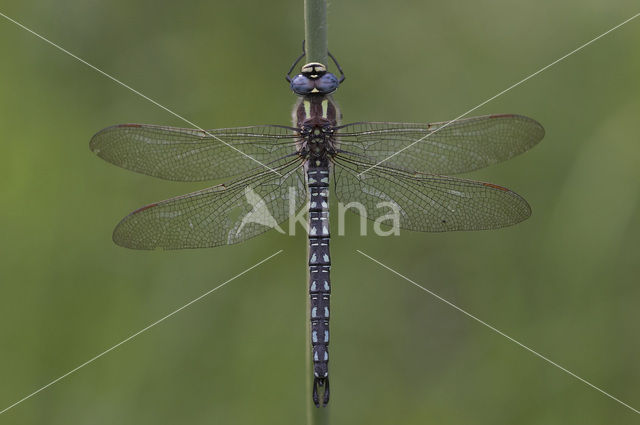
(304, 0), (328, 65)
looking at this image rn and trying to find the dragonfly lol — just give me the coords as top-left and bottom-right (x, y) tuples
(90, 46), (544, 407)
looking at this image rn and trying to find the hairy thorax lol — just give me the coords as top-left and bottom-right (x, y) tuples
(293, 96), (341, 160)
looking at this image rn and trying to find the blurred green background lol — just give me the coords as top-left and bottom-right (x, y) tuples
(1, 1), (639, 424)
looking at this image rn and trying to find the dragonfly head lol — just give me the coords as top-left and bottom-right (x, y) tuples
(290, 62), (340, 96)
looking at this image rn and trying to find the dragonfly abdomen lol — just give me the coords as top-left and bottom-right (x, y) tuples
(307, 158), (331, 407)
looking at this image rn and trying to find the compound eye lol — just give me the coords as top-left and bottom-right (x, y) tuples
(290, 74), (314, 95)
(316, 73), (340, 94)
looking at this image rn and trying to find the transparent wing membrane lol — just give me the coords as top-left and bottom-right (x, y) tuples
(93, 114), (541, 248)
(337, 114), (544, 175)
(332, 155), (531, 232)
(112, 158), (306, 249)
(90, 124), (300, 181)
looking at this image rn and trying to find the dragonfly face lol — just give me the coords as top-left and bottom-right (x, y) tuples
(290, 62), (341, 95)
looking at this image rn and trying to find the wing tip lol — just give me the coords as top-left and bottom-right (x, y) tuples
(489, 113), (546, 142)
(111, 202), (160, 250)
(89, 123), (146, 150)
(88, 128), (106, 154)
(89, 124), (122, 154)
(480, 181), (532, 226)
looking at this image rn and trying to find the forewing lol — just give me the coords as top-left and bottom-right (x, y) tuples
(332, 156), (531, 232)
(113, 158), (306, 249)
(337, 114), (544, 174)
(90, 124), (299, 181)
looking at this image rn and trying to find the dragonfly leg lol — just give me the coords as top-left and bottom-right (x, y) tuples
(286, 40), (307, 82)
(327, 51), (345, 83)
